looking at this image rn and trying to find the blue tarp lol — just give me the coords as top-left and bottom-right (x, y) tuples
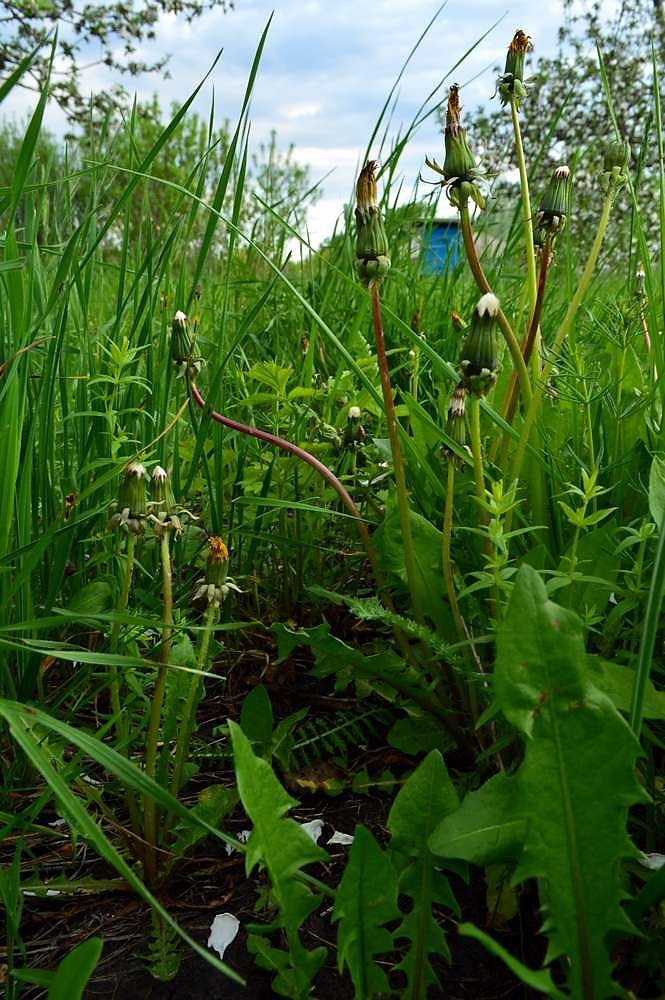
(419, 221), (461, 273)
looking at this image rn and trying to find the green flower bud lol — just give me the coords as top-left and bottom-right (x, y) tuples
(444, 383), (468, 464)
(109, 462), (148, 535)
(150, 466), (175, 512)
(355, 161), (391, 287)
(205, 536), (229, 587)
(603, 139), (630, 173)
(171, 310), (201, 379)
(459, 293), (501, 397)
(536, 165), (570, 237)
(343, 405), (366, 449)
(600, 138), (630, 193)
(443, 85), (477, 182)
(498, 30), (531, 106)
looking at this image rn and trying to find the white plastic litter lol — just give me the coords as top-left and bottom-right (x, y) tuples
(207, 913), (240, 959)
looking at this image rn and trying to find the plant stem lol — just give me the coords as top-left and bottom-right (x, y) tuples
(370, 281), (424, 624)
(509, 186), (616, 493)
(442, 462), (467, 647)
(188, 382), (378, 579)
(510, 98), (538, 324)
(469, 396), (486, 524)
(630, 508), (665, 737)
(170, 603), (217, 802)
(458, 198), (532, 407)
(109, 531), (142, 838)
(143, 531), (173, 885)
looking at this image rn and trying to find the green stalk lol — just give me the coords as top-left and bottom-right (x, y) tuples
(370, 281), (424, 624)
(170, 603), (218, 801)
(510, 97), (538, 353)
(458, 198), (532, 407)
(143, 531), (173, 885)
(509, 185), (617, 492)
(442, 461), (466, 648)
(109, 533), (136, 746)
(469, 395), (486, 523)
(109, 532), (142, 838)
(629, 508), (665, 737)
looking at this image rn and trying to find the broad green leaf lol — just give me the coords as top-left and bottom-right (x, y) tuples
(48, 937), (103, 1000)
(333, 825), (399, 1000)
(388, 751), (459, 999)
(588, 656), (665, 720)
(495, 565), (645, 1000)
(240, 684), (274, 746)
(229, 721), (327, 998)
(429, 773), (526, 866)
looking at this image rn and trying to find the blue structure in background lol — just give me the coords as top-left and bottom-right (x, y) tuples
(418, 219), (461, 274)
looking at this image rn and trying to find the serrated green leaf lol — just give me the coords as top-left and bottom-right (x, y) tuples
(388, 751), (459, 999)
(495, 565), (645, 1000)
(229, 721), (327, 998)
(333, 825), (399, 1000)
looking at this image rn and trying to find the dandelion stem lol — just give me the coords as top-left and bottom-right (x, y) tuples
(370, 281), (424, 624)
(143, 531), (173, 885)
(458, 198), (532, 407)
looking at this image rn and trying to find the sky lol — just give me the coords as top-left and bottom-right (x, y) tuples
(4, 0), (573, 245)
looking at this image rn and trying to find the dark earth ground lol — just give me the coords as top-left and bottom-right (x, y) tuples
(3, 615), (661, 998)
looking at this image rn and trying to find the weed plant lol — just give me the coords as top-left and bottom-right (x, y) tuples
(0, 15), (664, 1000)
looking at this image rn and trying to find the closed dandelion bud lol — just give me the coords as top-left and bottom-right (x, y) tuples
(171, 311), (192, 365)
(443, 85), (477, 182)
(150, 466), (175, 512)
(537, 165), (570, 237)
(344, 405), (366, 449)
(124, 462), (147, 516)
(206, 536), (229, 587)
(355, 161), (391, 286)
(444, 383), (468, 463)
(459, 293), (500, 397)
(600, 138), (630, 192)
(498, 30), (531, 106)
(109, 462), (148, 535)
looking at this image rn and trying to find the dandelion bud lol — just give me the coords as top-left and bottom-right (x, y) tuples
(444, 383), (468, 463)
(171, 310), (201, 378)
(206, 536), (229, 587)
(459, 293), (500, 397)
(600, 138), (630, 192)
(150, 466), (175, 511)
(109, 462), (148, 535)
(536, 165), (570, 237)
(443, 85), (477, 182)
(355, 161), (391, 286)
(498, 30), (531, 106)
(344, 405), (365, 449)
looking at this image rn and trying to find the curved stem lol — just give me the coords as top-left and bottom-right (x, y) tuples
(143, 531), (173, 885)
(370, 282), (424, 624)
(458, 199), (532, 407)
(189, 381), (377, 573)
(509, 186), (616, 493)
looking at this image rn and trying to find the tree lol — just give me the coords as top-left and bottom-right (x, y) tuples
(0, 0), (234, 127)
(453, 0), (665, 264)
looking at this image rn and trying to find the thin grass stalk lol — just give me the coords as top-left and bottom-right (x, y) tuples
(143, 532), (173, 884)
(458, 199), (532, 406)
(169, 603), (217, 801)
(369, 282), (424, 624)
(509, 185), (616, 493)
(442, 462), (467, 652)
(629, 508), (665, 737)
